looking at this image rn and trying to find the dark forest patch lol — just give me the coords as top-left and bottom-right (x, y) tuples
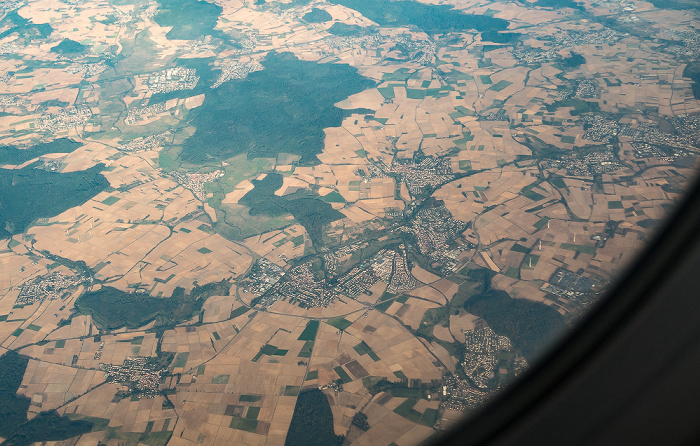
(303, 8), (332, 23)
(0, 139), (81, 165)
(461, 269), (567, 362)
(153, 0), (224, 40)
(0, 351), (93, 446)
(327, 0), (510, 34)
(179, 52), (375, 164)
(285, 389), (343, 446)
(50, 39), (86, 54)
(75, 280), (230, 330)
(239, 173), (344, 245)
(0, 164), (109, 239)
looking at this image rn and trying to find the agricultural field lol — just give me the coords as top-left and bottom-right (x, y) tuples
(0, 0), (698, 444)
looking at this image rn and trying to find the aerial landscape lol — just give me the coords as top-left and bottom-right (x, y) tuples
(0, 0), (698, 444)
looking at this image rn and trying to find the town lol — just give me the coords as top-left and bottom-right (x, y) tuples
(211, 59), (264, 88)
(125, 102), (166, 125)
(462, 325), (514, 390)
(169, 169), (224, 201)
(100, 356), (162, 398)
(146, 67), (199, 94)
(401, 205), (470, 275)
(388, 157), (454, 197)
(35, 105), (92, 132)
(118, 131), (171, 152)
(16, 271), (90, 305)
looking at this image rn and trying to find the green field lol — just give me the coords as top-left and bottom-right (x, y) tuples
(382, 68), (412, 82)
(419, 408), (439, 427)
(560, 243), (597, 255)
(353, 341), (381, 361)
(284, 385), (301, 396)
(298, 340), (314, 358)
(353, 341), (372, 355)
(333, 366), (353, 383)
(389, 388), (422, 398)
(489, 80), (512, 91)
(521, 182), (547, 201)
(230, 306), (250, 319)
(245, 406), (261, 420)
(378, 86), (396, 100)
(511, 243), (529, 253)
(393, 398), (422, 423)
(298, 320), (320, 341)
(173, 352), (189, 368)
(406, 89), (427, 99)
(229, 417), (258, 432)
(521, 254), (540, 270)
(321, 190), (346, 203)
(459, 160), (472, 171)
(505, 267), (520, 279)
(393, 370), (407, 380)
(211, 374), (230, 384)
(326, 317), (353, 331)
(533, 217), (550, 229)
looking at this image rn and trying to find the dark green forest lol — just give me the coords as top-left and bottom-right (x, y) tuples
(683, 62), (700, 100)
(531, 0), (584, 9)
(562, 52), (586, 68)
(239, 173), (344, 245)
(303, 8), (332, 23)
(285, 389), (344, 446)
(75, 280), (230, 330)
(0, 139), (81, 165)
(153, 0), (224, 40)
(0, 164), (109, 239)
(326, 23), (372, 36)
(327, 0), (510, 34)
(462, 269), (567, 362)
(0, 11), (52, 40)
(647, 0), (699, 10)
(481, 30), (521, 44)
(50, 39), (86, 54)
(0, 351), (93, 446)
(179, 52), (375, 164)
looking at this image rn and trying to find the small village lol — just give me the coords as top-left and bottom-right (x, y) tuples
(16, 271), (90, 305)
(170, 170), (224, 201)
(100, 356), (162, 398)
(146, 67), (199, 94)
(35, 105), (92, 132)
